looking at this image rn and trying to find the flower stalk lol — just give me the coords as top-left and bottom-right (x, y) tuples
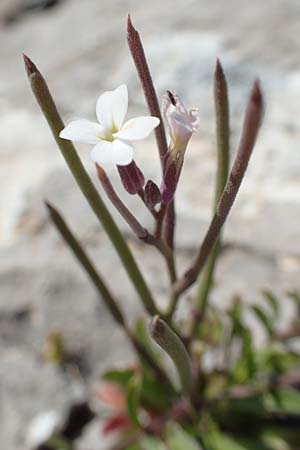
(24, 55), (157, 317)
(174, 80), (263, 296)
(96, 165), (177, 293)
(96, 164), (152, 243)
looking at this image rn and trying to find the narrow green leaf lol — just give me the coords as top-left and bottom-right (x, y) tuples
(150, 316), (193, 394)
(141, 371), (171, 410)
(204, 431), (270, 450)
(264, 388), (300, 415)
(102, 368), (135, 388)
(127, 375), (142, 427)
(135, 317), (161, 363)
(48, 435), (73, 450)
(261, 430), (291, 450)
(262, 290), (280, 318)
(228, 297), (244, 337)
(141, 436), (168, 450)
(251, 305), (274, 337)
(166, 423), (203, 450)
(194, 59), (230, 332)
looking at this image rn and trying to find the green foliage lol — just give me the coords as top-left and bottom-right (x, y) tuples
(165, 423), (203, 450)
(127, 375), (142, 427)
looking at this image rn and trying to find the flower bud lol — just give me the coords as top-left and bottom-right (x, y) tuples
(161, 90), (200, 204)
(144, 180), (161, 208)
(117, 160), (145, 195)
(160, 158), (178, 205)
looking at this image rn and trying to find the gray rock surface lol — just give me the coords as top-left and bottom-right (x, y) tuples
(1, 0), (300, 448)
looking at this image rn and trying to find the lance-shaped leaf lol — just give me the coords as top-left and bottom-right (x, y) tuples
(166, 423), (203, 450)
(24, 55), (157, 317)
(126, 375), (142, 428)
(150, 316), (193, 394)
(192, 59), (230, 333)
(262, 290), (280, 319)
(251, 305), (274, 338)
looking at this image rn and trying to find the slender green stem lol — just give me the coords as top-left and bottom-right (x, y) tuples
(150, 316), (193, 394)
(193, 59), (230, 334)
(24, 55), (157, 317)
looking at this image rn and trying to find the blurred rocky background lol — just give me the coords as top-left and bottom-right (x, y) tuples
(1, 0), (300, 448)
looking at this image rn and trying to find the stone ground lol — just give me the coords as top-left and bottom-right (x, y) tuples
(1, 0), (300, 448)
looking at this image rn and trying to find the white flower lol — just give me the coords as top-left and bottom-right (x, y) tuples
(162, 90), (200, 154)
(60, 85), (160, 166)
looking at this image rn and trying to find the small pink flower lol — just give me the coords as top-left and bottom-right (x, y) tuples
(162, 90), (200, 161)
(161, 91), (200, 204)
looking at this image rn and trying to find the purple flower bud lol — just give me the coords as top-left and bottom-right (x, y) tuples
(161, 155), (181, 204)
(144, 180), (161, 208)
(117, 160), (145, 195)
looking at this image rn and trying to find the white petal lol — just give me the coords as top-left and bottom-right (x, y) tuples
(190, 108), (201, 131)
(90, 139), (134, 166)
(59, 120), (104, 144)
(112, 139), (134, 165)
(96, 85), (128, 131)
(114, 116), (160, 141)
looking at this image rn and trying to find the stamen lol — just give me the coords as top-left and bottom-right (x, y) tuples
(167, 90), (177, 106)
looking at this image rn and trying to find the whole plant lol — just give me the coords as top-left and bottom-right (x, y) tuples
(24, 15), (300, 450)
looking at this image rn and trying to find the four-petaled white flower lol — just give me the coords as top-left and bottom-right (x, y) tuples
(60, 85), (160, 166)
